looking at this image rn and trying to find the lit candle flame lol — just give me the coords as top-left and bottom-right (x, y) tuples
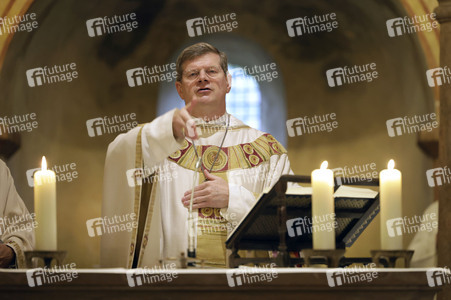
(388, 159), (395, 170)
(41, 156), (47, 171)
(320, 161), (328, 169)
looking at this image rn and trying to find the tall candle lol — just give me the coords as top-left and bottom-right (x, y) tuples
(380, 159), (402, 250)
(311, 161), (335, 249)
(34, 156), (57, 250)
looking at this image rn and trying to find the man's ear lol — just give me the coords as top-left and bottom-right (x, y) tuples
(226, 72), (232, 93)
(175, 81), (184, 100)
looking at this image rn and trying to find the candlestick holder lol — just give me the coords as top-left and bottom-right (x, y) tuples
(370, 250), (414, 268)
(301, 249), (345, 268)
(24, 251), (67, 268)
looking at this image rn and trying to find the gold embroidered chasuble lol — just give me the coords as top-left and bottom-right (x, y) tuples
(100, 109), (292, 268)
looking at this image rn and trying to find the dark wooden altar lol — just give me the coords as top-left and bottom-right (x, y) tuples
(0, 268), (441, 300)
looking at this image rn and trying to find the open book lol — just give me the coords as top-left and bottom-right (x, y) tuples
(226, 180), (379, 252)
(264, 184), (378, 197)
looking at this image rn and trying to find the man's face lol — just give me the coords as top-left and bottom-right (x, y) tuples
(176, 52), (231, 111)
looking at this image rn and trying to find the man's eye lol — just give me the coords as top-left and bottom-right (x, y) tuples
(208, 69), (218, 74)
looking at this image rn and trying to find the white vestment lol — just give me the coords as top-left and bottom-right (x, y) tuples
(100, 109), (293, 268)
(0, 159), (35, 268)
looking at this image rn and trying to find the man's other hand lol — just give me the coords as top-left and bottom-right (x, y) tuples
(181, 169), (229, 209)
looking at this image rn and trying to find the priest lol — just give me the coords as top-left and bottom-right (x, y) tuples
(101, 42), (294, 268)
(0, 159), (34, 268)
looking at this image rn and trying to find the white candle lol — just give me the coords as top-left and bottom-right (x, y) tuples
(311, 161), (335, 249)
(34, 156), (57, 250)
(380, 159), (402, 250)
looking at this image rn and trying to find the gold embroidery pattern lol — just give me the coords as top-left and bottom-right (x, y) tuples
(202, 147), (228, 172)
(271, 142), (281, 153)
(266, 134), (277, 143)
(200, 207), (213, 217)
(169, 140), (189, 160)
(167, 133), (286, 172)
(181, 139), (189, 149)
(243, 144), (254, 155)
(249, 154), (260, 166)
(170, 150), (182, 160)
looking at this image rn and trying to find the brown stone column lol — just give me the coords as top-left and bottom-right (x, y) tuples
(435, 1), (451, 299)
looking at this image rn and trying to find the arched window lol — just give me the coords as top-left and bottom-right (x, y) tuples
(226, 64), (261, 130)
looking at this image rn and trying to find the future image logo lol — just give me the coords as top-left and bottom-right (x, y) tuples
(86, 13), (138, 37)
(86, 213), (137, 237)
(326, 63), (378, 87)
(286, 113), (338, 137)
(386, 214), (437, 238)
(386, 218), (404, 237)
(286, 13), (338, 37)
(0, 113), (38, 136)
(426, 67), (451, 87)
(26, 63), (78, 87)
(0, 13), (38, 36)
(426, 268), (451, 287)
(126, 264), (178, 287)
(186, 13), (238, 37)
(86, 113), (138, 137)
(286, 214), (336, 238)
(226, 264), (278, 287)
(26, 162), (78, 187)
(326, 264), (378, 287)
(386, 14), (438, 37)
(26, 264), (78, 287)
(426, 167), (451, 187)
(386, 113), (438, 137)
(186, 18), (204, 37)
(126, 64), (177, 87)
(332, 162), (378, 186)
(0, 213), (37, 236)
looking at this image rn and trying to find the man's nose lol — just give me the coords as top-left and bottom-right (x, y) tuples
(198, 69), (209, 82)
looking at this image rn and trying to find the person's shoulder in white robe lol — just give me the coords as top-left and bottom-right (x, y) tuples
(0, 159), (35, 268)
